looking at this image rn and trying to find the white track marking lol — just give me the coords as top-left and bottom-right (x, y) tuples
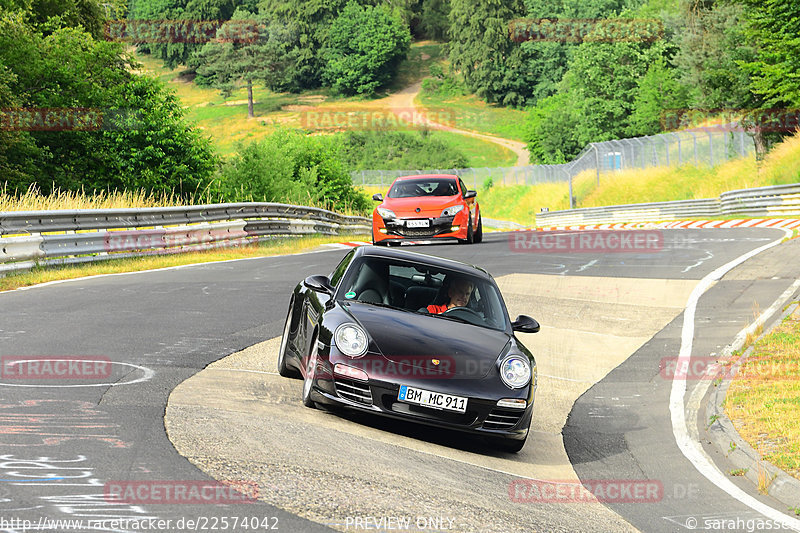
(213, 368), (280, 377)
(670, 227), (800, 530)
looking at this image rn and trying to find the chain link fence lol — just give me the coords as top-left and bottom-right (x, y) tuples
(351, 127), (756, 207)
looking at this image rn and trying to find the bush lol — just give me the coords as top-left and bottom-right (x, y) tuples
(337, 130), (469, 171)
(321, 1), (411, 96)
(218, 129), (370, 213)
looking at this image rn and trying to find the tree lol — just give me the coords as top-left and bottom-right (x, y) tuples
(673, 2), (755, 110)
(0, 16), (217, 196)
(448, 0), (530, 107)
(564, 38), (662, 147)
(2, 0), (107, 38)
(735, 0), (800, 157)
(125, 0), (238, 70)
(629, 57), (689, 136)
(320, 1), (410, 96)
(195, 9), (292, 117)
(418, 0), (449, 40)
(736, 0), (800, 107)
(258, 0), (356, 91)
(523, 92), (580, 164)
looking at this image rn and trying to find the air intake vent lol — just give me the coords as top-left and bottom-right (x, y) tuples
(334, 378), (373, 405)
(483, 409), (523, 430)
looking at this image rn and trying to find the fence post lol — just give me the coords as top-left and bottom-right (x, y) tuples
(566, 167), (574, 209)
(672, 133), (682, 165)
(739, 129), (746, 157)
(592, 143), (600, 187)
(708, 129), (714, 166)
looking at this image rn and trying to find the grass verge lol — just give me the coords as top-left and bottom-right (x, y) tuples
(725, 305), (800, 482)
(0, 234), (367, 292)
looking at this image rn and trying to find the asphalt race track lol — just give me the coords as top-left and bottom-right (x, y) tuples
(1, 228), (798, 533)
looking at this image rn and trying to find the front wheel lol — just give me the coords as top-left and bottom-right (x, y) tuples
(301, 335), (319, 408)
(474, 215), (483, 243)
(460, 214), (474, 244)
(278, 301), (300, 378)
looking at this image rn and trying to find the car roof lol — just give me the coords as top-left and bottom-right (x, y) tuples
(353, 246), (492, 279)
(392, 174), (459, 181)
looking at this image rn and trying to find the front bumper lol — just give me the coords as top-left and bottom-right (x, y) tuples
(310, 373), (533, 440)
(373, 214), (468, 243)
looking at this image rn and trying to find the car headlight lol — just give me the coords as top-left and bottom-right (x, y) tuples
(377, 207), (396, 219)
(440, 205), (464, 217)
(499, 355), (531, 389)
(334, 324), (368, 358)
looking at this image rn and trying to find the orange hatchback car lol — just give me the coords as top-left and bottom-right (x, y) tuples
(371, 174), (482, 245)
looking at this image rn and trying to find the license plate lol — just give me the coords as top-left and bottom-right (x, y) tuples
(398, 385), (467, 413)
(406, 219), (430, 228)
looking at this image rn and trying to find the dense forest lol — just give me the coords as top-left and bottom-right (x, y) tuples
(1, 0), (798, 208)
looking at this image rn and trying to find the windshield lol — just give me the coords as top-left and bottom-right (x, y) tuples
(337, 257), (509, 331)
(387, 178), (459, 198)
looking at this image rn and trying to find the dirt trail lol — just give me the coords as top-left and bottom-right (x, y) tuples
(380, 81), (530, 167)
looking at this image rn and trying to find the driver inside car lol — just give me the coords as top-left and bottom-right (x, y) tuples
(427, 278), (474, 314)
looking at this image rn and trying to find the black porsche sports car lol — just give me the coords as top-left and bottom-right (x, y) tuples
(277, 246), (540, 452)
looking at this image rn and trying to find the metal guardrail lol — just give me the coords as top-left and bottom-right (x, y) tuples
(0, 203), (371, 275)
(535, 183), (800, 226)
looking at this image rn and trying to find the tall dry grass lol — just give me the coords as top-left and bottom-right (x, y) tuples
(0, 184), (184, 211)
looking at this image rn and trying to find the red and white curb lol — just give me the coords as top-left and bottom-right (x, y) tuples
(323, 241), (371, 249)
(327, 219), (800, 247)
(533, 218), (800, 232)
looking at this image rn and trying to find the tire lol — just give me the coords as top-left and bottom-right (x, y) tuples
(301, 334), (319, 408)
(460, 214), (474, 244)
(277, 301), (300, 378)
(474, 215), (483, 243)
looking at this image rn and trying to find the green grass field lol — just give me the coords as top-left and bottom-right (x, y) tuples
(726, 306), (800, 482)
(418, 86), (529, 142)
(134, 43), (518, 164)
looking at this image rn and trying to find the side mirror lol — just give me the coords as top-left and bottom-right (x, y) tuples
(511, 315), (540, 333)
(464, 190), (477, 199)
(303, 275), (334, 295)
(372, 193), (384, 201)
